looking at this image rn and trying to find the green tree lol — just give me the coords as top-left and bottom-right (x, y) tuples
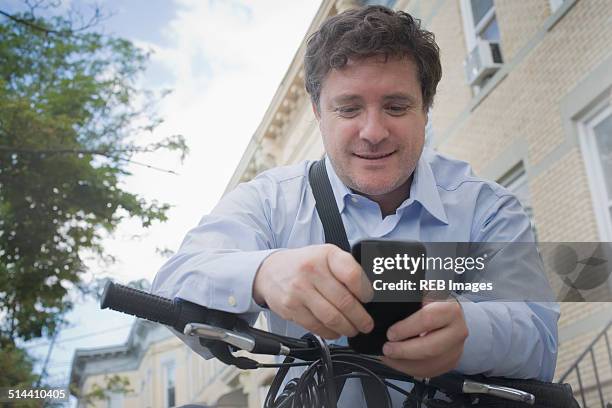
(0, 345), (39, 408)
(0, 0), (186, 374)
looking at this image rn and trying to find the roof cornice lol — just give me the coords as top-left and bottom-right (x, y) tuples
(224, 0), (341, 193)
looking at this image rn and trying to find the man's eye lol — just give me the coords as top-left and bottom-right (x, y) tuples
(335, 106), (360, 117)
(386, 105), (409, 116)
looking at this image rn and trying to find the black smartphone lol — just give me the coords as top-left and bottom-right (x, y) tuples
(348, 239), (425, 355)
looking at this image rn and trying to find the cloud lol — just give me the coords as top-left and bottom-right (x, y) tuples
(18, 0), (320, 389)
(91, 0), (320, 283)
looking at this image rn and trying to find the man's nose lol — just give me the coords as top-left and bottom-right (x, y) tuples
(358, 109), (389, 145)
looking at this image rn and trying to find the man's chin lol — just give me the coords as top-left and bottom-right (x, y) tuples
(350, 181), (397, 197)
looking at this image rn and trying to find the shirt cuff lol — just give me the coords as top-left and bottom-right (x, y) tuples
(455, 295), (494, 374)
(172, 249), (279, 315)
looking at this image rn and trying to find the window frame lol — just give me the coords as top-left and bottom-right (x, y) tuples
(145, 368), (153, 408)
(549, 0), (565, 13)
(162, 360), (177, 408)
(577, 100), (612, 241)
(459, 0), (497, 52)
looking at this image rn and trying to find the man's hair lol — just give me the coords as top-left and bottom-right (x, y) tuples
(304, 5), (442, 112)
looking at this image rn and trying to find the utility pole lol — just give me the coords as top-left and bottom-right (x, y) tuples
(36, 324), (61, 388)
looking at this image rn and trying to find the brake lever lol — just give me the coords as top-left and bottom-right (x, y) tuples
(184, 322), (255, 350)
(425, 374), (535, 405)
(462, 381), (535, 404)
(184, 322), (290, 355)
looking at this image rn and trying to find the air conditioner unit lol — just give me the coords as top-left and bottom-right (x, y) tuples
(464, 39), (503, 86)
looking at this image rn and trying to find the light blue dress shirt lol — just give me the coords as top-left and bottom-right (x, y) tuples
(151, 148), (559, 405)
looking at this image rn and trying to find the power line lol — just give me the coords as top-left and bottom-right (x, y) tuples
(0, 145), (181, 175)
(26, 323), (134, 348)
(45, 362), (75, 368)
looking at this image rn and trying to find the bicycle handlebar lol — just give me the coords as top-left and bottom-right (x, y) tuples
(101, 280), (241, 332)
(101, 281), (181, 327)
(100, 281), (579, 408)
(100, 281), (311, 369)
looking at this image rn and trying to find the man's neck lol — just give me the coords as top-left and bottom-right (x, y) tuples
(355, 176), (412, 218)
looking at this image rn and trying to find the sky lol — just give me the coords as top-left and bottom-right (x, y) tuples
(6, 0), (322, 401)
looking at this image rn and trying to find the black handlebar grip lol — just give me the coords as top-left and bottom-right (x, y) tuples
(101, 281), (179, 328)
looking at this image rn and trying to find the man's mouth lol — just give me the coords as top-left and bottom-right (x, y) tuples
(353, 151), (395, 160)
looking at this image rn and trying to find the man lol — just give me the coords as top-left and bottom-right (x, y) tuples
(152, 5), (558, 405)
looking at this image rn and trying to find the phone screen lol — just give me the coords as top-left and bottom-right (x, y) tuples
(348, 239), (425, 355)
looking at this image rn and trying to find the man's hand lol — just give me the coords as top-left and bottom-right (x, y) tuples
(253, 244), (374, 339)
(381, 300), (468, 378)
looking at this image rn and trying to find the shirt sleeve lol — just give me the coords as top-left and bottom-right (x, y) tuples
(150, 175), (280, 359)
(456, 194), (559, 380)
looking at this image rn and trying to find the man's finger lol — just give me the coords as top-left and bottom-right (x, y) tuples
(314, 275), (374, 334)
(382, 324), (462, 361)
(327, 247), (374, 303)
(387, 302), (455, 341)
(304, 289), (359, 337)
(294, 306), (342, 340)
(381, 346), (463, 378)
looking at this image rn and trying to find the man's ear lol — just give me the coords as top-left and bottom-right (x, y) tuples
(311, 100), (321, 121)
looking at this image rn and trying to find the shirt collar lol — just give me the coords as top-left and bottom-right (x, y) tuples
(322, 151), (448, 224)
(408, 149), (449, 224)
(324, 155), (352, 213)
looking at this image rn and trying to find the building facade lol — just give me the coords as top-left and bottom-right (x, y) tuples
(72, 0), (612, 406)
(70, 318), (274, 407)
(227, 0), (612, 405)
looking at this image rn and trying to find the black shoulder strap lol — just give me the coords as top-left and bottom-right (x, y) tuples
(308, 159), (350, 252)
(308, 158), (385, 408)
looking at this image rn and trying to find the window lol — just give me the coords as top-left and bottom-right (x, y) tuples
(461, 0), (501, 50)
(579, 103), (612, 240)
(106, 392), (123, 408)
(163, 361), (176, 408)
(549, 0), (565, 13)
(460, 0), (503, 88)
(498, 163), (538, 241)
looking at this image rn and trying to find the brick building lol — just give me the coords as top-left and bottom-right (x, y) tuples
(227, 0), (612, 405)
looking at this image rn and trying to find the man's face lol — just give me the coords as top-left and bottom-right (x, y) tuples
(315, 56), (427, 198)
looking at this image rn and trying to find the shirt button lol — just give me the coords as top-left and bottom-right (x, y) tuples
(228, 295), (237, 307)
